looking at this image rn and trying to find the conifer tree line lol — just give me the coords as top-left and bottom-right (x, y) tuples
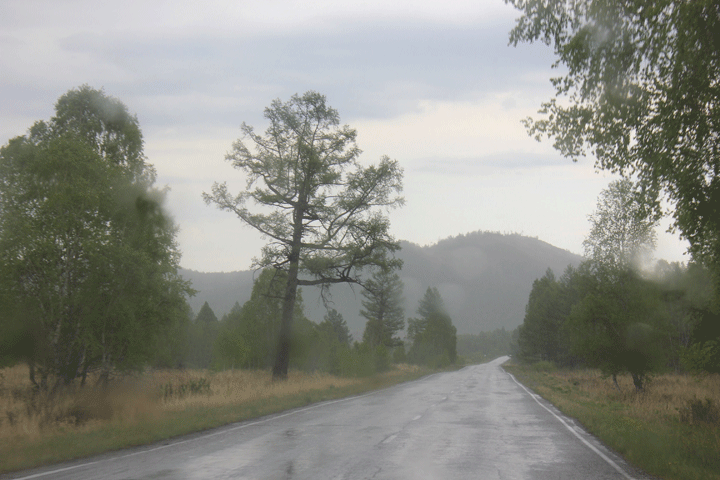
(0, 87), (457, 389)
(517, 180), (720, 390)
(173, 268), (459, 375)
(506, 0), (720, 389)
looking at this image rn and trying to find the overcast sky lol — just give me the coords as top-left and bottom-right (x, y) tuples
(1, 0), (689, 273)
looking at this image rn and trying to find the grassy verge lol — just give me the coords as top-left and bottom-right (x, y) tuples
(503, 361), (720, 480)
(0, 364), (433, 474)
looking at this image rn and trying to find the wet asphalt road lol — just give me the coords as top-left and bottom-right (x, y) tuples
(5, 357), (650, 479)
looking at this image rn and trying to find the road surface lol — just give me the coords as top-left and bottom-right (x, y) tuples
(5, 357), (651, 479)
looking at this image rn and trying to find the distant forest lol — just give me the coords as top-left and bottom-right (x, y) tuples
(181, 230), (583, 338)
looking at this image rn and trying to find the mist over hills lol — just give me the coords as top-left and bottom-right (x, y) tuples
(179, 231), (583, 338)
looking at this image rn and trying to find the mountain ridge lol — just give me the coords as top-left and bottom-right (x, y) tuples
(179, 231), (583, 337)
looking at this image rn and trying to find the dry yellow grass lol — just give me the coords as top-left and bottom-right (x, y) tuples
(153, 368), (361, 410)
(0, 365), (363, 439)
(0, 363), (426, 473)
(555, 369), (720, 424)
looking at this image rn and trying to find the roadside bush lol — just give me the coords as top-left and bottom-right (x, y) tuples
(160, 377), (211, 402)
(682, 340), (720, 374)
(428, 352), (451, 369)
(679, 397), (720, 425)
(374, 345), (390, 373)
(392, 345), (406, 364)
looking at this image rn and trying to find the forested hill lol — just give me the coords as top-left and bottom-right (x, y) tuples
(180, 231), (583, 337)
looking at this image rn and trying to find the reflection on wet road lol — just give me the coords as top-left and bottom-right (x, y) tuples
(6, 357), (649, 479)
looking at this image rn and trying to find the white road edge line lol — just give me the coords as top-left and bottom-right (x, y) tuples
(506, 371), (636, 480)
(10, 389), (383, 480)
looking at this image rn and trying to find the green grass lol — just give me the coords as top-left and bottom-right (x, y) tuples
(503, 362), (720, 480)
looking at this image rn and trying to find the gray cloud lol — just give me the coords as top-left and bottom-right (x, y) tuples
(412, 152), (569, 175)
(12, 20), (554, 126)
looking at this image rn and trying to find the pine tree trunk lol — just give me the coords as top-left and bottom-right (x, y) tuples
(272, 262), (299, 381)
(272, 201), (305, 381)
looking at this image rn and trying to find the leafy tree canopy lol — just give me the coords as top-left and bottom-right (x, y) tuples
(507, 0), (720, 279)
(0, 86), (191, 389)
(566, 267), (667, 390)
(583, 178), (658, 275)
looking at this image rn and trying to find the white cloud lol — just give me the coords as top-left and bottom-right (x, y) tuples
(353, 94), (556, 166)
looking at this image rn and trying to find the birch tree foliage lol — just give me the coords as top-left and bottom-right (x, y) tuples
(203, 91), (404, 379)
(506, 0), (720, 274)
(583, 178), (658, 274)
(0, 86), (191, 389)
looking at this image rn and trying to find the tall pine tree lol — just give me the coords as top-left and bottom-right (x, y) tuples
(361, 269), (405, 348)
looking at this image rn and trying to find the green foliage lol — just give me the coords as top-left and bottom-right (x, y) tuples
(507, 0), (720, 290)
(360, 269), (405, 348)
(212, 269), (310, 370)
(558, 181), (666, 389)
(686, 303), (720, 373)
(203, 91), (404, 379)
(583, 179), (657, 272)
(682, 340), (720, 374)
(373, 344), (391, 372)
(520, 258), (720, 380)
(516, 179), (720, 380)
(392, 345), (407, 364)
(652, 260), (715, 371)
(0, 86), (192, 389)
(317, 309), (352, 346)
(189, 302), (220, 369)
(517, 267), (578, 366)
(407, 287), (457, 366)
(565, 267), (668, 390)
(210, 270), (400, 377)
(195, 301), (218, 324)
(150, 303), (193, 369)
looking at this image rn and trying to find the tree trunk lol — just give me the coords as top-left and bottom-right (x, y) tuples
(272, 261), (299, 380)
(272, 202), (305, 380)
(29, 362), (39, 393)
(631, 372), (644, 391)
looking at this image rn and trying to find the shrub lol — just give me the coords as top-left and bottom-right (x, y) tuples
(391, 346), (406, 364)
(160, 378), (211, 401)
(374, 345), (390, 373)
(428, 353), (451, 369)
(679, 397), (720, 425)
(682, 340), (720, 374)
